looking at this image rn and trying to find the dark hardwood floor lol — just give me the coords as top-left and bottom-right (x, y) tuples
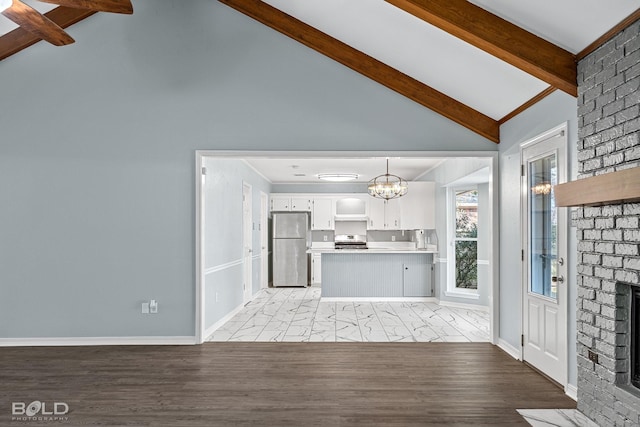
(0, 343), (575, 426)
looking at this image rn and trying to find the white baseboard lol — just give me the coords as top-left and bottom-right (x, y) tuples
(565, 384), (578, 401)
(203, 303), (248, 339)
(202, 288), (264, 340)
(320, 297), (437, 302)
(0, 336), (196, 347)
(436, 298), (490, 312)
(497, 338), (521, 360)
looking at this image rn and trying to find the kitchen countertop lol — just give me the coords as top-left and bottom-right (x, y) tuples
(308, 248), (437, 254)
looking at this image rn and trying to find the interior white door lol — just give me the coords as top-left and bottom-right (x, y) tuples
(260, 191), (269, 289)
(242, 182), (253, 303)
(521, 126), (568, 386)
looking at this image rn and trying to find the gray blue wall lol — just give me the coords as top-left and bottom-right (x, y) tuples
(499, 90), (579, 387)
(0, 0), (495, 339)
(202, 158), (271, 330)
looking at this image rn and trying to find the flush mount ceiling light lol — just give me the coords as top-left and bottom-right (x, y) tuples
(368, 158), (408, 200)
(317, 173), (359, 182)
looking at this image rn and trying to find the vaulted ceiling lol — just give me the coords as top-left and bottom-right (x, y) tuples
(1, 0), (639, 143)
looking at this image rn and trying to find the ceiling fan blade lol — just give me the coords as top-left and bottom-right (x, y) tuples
(38, 0), (133, 14)
(2, 1), (74, 46)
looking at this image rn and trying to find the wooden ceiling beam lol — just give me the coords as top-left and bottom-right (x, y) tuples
(219, 0), (499, 143)
(385, 0), (577, 97)
(0, 7), (96, 62)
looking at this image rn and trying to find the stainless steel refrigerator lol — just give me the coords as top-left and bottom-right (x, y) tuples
(272, 212), (309, 287)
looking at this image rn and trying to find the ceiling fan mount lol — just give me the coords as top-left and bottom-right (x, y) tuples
(0, 0), (133, 46)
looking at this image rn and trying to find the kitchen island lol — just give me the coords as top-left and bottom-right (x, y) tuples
(310, 248), (436, 298)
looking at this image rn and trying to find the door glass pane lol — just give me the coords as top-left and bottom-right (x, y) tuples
(529, 154), (557, 299)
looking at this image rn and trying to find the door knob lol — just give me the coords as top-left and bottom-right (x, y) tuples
(552, 275), (564, 283)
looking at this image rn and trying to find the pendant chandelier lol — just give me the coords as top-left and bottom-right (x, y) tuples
(367, 158), (408, 200)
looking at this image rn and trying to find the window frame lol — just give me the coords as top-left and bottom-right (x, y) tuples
(446, 186), (480, 299)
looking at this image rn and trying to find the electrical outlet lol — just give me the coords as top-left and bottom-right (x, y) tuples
(588, 350), (599, 364)
(391, 235), (396, 242)
(323, 235), (328, 242)
(141, 302), (150, 314)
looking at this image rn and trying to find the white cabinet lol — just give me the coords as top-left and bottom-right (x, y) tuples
(312, 253), (322, 284)
(271, 196), (290, 211)
(291, 197), (311, 211)
(400, 182), (435, 229)
(271, 196), (311, 211)
(312, 198), (333, 230)
(368, 198), (401, 230)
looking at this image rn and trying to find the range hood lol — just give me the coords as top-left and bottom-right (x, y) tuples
(334, 214), (369, 221)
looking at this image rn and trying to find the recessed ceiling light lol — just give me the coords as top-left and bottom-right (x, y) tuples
(294, 173), (306, 177)
(317, 173), (359, 182)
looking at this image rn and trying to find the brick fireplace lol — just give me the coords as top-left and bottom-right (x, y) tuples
(574, 18), (640, 426)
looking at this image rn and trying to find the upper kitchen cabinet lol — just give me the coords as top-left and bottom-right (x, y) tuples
(368, 198), (401, 230)
(400, 182), (435, 229)
(291, 197), (311, 211)
(312, 197), (333, 230)
(270, 195), (311, 212)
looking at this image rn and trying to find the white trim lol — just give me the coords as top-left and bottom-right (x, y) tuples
(444, 291), (480, 300)
(252, 254), (261, 261)
(204, 259), (243, 275)
(565, 384), (578, 401)
(0, 336), (196, 347)
(437, 298), (488, 312)
(195, 150), (499, 160)
(321, 297), (437, 303)
(195, 150), (499, 348)
(437, 257), (447, 263)
(497, 338), (522, 361)
(195, 153), (205, 344)
(477, 259), (490, 265)
(203, 302), (248, 340)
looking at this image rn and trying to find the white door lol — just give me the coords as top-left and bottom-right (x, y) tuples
(260, 191), (269, 289)
(242, 183), (253, 303)
(521, 125), (568, 386)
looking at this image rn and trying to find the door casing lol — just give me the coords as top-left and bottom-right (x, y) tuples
(520, 123), (568, 388)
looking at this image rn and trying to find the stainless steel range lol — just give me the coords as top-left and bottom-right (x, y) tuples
(334, 234), (367, 250)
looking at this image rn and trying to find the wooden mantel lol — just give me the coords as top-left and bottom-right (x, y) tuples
(555, 167), (640, 207)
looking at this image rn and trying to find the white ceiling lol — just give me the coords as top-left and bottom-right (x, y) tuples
(261, 0), (639, 120)
(244, 157), (445, 183)
(468, 0), (640, 53)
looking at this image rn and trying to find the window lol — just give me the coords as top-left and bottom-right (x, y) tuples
(448, 188), (479, 296)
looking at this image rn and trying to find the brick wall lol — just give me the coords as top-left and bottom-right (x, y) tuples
(575, 18), (640, 426)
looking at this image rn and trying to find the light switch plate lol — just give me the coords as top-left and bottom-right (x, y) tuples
(141, 302), (150, 314)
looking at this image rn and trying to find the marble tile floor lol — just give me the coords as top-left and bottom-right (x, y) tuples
(518, 409), (598, 427)
(207, 287), (490, 343)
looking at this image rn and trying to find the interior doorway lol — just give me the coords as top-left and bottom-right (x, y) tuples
(260, 191), (269, 289)
(242, 182), (253, 304)
(195, 151), (499, 344)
